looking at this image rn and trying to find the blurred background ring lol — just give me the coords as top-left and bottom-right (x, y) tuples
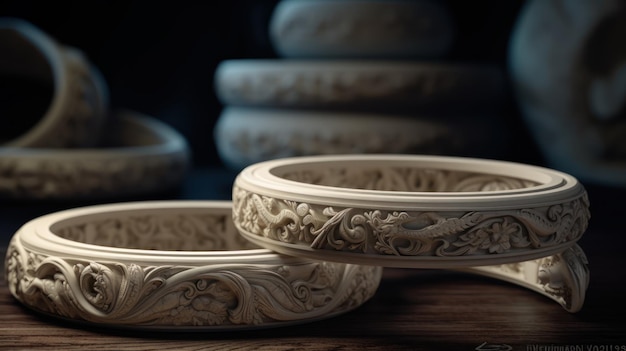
(0, 18), (109, 148)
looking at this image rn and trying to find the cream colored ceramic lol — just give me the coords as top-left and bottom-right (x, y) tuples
(232, 155), (591, 311)
(509, 0), (626, 187)
(4, 201), (383, 330)
(0, 110), (190, 199)
(0, 17), (108, 148)
(233, 154), (589, 268)
(214, 107), (455, 170)
(269, 0), (455, 58)
(214, 60), (505, 112)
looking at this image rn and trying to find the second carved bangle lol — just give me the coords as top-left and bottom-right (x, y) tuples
(233, 154), (590, 268)
(0, 109), (190, 199)
(4, 201), (383, 330)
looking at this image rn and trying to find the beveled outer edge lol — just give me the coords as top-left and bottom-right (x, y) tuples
(4, 201), (383, 330)
(0, 109), (190, 199)
(0, 18), (109, 148)
(236, 154), (585, 210)
(233, 154), (590, 268)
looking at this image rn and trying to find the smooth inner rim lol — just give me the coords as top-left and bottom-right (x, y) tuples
(19, 201), (294, 265)
(236, 154), (585, 210)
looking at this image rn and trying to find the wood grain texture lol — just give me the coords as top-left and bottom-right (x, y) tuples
(1, 181), (625, 351)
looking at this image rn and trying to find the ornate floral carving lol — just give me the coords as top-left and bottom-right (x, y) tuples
(5, 210), (382, 328)
(269, 0), (454, 58)
(232, 186), (590, 258)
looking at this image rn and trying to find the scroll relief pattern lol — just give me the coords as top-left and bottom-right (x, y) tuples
(233, 186), (590, 257)
(0, 155), (187, 199)
(5, 212), (382, 327)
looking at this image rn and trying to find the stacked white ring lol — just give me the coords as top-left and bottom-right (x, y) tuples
(232, 154), (591, 312)
(233, 154), (589, 267)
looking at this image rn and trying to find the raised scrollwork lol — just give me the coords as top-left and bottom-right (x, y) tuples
(4, 202), (382, 328)
(232, 186), (590, 258)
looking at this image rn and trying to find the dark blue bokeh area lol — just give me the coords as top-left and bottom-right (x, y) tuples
(0, 0), (529, 168)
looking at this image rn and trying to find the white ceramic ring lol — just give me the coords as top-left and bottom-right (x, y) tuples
(214, 59), (505, 112)
(269, 0), (455, 59)
(0, 110), (190, 199)
(214, 107), (511, 171)
(4, 201), (383, 330)
(0, 17), (108, 148)
(233, 154), (590, 268)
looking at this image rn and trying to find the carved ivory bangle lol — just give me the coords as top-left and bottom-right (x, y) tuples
(4, 201), (383, 330)
(0, 110), (190, 199)
(0, 18), (108, 148)
(233, 154), (590, 268)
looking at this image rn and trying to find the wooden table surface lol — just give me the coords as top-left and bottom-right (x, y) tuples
(1, 169), (625, 350)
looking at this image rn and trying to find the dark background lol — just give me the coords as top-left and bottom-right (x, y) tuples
(2, 2), (626, 346)
(0, 0), (531, 169)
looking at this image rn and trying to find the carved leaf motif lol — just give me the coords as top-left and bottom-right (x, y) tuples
(233, 186), (588, 257)
(6, 238), (381, 327)
(311, 208), (370, 252)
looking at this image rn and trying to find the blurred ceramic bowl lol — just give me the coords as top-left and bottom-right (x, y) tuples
(270, 0), (454, 59)
(0, 109), (190, 199)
